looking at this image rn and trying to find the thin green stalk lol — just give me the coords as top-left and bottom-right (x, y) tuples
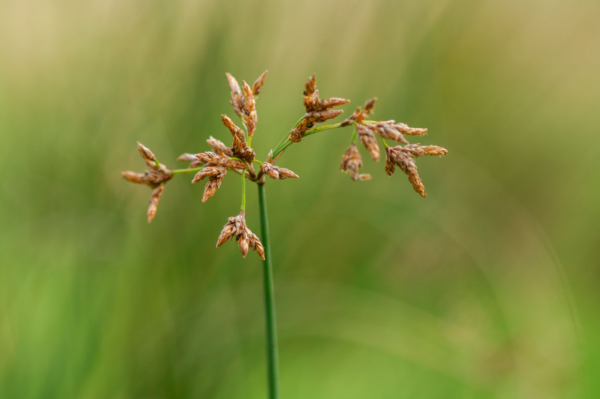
(303, 122), (343, 137)
(257, 184), (280, 399)
(272, 122), (346, 158)
(171, 167), (203, 176)
(241, 170), (246, 211)
(350, 123), (358, 143)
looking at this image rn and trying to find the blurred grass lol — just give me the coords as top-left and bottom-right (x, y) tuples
(1, 0), (600, 398)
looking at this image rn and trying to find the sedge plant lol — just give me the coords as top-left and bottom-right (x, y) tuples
(121, 71), (447, 399)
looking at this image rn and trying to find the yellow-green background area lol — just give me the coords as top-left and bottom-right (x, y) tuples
(1, 0), (599, 398)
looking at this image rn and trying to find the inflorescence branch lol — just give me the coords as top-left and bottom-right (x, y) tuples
(122, 71), (447, 258)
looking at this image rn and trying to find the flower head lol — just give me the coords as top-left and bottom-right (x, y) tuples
(122, 142), (173, 222)
(216, 211), (265, 260)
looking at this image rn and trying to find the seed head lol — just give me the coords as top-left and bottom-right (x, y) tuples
(226, 73), (243, 117)
(147, 185), (164, 223)
(357, 124), (380, 161)
(386, 146), (427, 197)
(252, 70), (268, 96)
(340, 143), (371, 181)
(137, 142), (156, 163)
(216, 211), (265, 259)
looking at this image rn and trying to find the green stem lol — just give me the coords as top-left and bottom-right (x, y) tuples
(241, 170), (247, 211)
(303, 122), (343, 137)
(272, 122), (347, 158)
(257, 184), (280, 399)
(171, 167), (203, 176)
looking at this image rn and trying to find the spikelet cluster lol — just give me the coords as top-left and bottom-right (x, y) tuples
(216, 211), (265, 260)
(289, 75), (349, 143)
(122, 71), (447, 259)
(121, 142), (173, 222)
(337, 97), (445, 197)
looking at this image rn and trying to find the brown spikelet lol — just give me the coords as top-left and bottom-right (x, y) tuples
(241, 81), (257, 137)
(122, 171), (144, 184)
(177, 153), (197, 163)
(363, 98), (377, 114)
(261, 162), (299, 180)
(357, 124), (380, 161)
(147, 185), (164, 223)
(402, 144), (448, 157)
(305, 74), (317, 97)
(222, 114), (245, 139)
(385, 147), (395, 176)
(193, 152), (246, 169)
(216, 218), (236, 247)
(394, 123), (428, 136)
(207, 136), (233, 157)
(305, 109), (344, 124)
(252, 70), (268, 96)
(371, 123), (409, 144)
(386, 146), (427, 197)
(192, 166), (221, 182)
(226, 73), (243, 117)
(202, 178), (218, 202)
(340, 143), (371, 181)
(248, 232), (265, 260)
(318, 97), (350, 110)
(238, 232), (249, 258)
(137, 142), (156, 163)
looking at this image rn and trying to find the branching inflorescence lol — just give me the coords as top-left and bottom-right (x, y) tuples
(122, 71), (448, 259)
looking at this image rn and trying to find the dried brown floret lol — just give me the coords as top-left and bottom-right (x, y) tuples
(207, 136), (233, 157)
(202, 175), (224, 202)
(226, 73), (243, 117)
(393, 123), (428, 136)
(192, 165), (227, 183)
(342, 98), (376, 126)
(402, 144), (447, 157)
(385, 146), (426, 197)
(369, 122), (410, 145)
(137, 142), (157, 164)
(242, 81), (257, 137)
(122, 142), (174, 222)
(261, 162), (299, 180)
(216, 211), (264, 259)
(305, 109), (344, 124)
(357, 123), (380, 161)
(122, 171), (144, 184)
(305, 74), (317, 97)
(252, 70), (268, 96)
(340, 143), (371, 181)
(147, 185), (164, 223)
(222, 114), (255, 162)
(177, 153), (197, 163)
(291, 74), (348, 142)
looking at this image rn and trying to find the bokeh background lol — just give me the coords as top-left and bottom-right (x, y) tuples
(1, 0), (599, 398)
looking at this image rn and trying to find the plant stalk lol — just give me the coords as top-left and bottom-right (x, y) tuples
(257, 183), (280, 399)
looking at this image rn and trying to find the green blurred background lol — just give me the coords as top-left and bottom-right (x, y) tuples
(1, 0), (599, 398)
